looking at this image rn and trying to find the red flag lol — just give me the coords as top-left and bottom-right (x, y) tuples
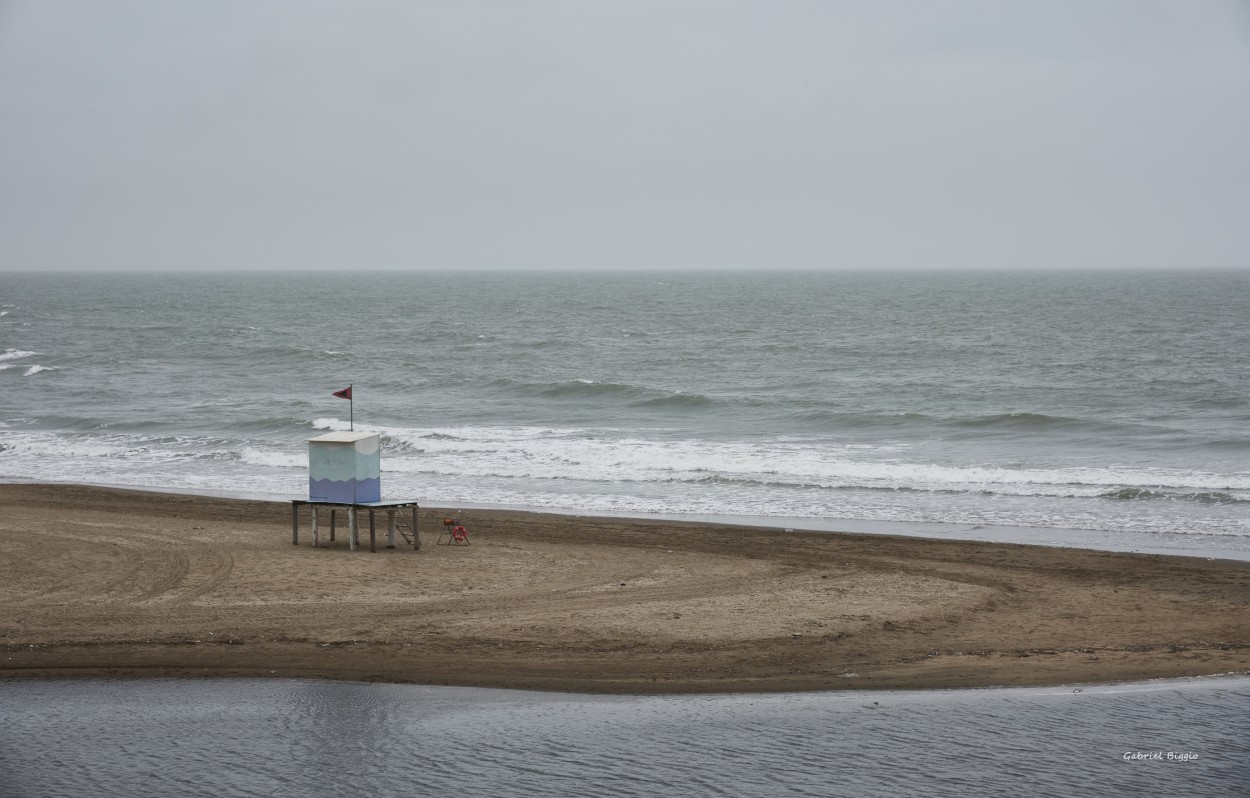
(332, 386), (352, 400)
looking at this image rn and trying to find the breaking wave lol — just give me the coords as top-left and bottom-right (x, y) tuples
(1099, 488), (1244, 504)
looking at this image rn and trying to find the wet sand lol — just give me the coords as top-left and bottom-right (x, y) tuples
(2, 483), (1248, 693)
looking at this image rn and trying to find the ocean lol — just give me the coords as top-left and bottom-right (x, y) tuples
(2, 269), (1247, 555)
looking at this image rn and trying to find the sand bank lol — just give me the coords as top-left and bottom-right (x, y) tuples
(2, 484), (1248, 693)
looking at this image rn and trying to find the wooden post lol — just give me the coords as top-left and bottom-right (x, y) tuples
(311, 506), (319, 548)
(348, 507), (358, 552)
(412, 505), (420, 550)
(330, 509), (336, 542)
(369, 509), (376, 553)
(291, 502), (299, 545)
(387, 510), (396, 549)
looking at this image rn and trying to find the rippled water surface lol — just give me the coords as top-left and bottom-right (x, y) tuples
(2, 678), (1249, 797)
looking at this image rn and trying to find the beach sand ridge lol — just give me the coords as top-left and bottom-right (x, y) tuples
(2, 484), (1248, 693)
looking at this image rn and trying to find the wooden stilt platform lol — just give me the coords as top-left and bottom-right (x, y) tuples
(290, 499), (420, 553)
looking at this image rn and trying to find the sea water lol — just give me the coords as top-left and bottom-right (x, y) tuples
(2, 270), (1246, 554)
(2, 677), (1248, 797)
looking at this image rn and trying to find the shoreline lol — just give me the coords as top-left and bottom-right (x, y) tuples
(6, 477), (1247, 564)
(3, 483), (1249, 694)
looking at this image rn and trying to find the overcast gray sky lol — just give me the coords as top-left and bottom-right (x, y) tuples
(1, 0), (1248, 272)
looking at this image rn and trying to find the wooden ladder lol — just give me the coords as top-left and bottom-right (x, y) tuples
(395, 513), (418, 548)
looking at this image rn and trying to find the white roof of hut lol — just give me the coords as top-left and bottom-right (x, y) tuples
(308, 431), (377, 444)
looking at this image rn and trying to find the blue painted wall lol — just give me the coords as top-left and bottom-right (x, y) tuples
(308, 433), (381, 503)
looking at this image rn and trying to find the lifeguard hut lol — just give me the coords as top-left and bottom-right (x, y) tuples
(290, 431), (420, 552)
(308, 431), (380, 503)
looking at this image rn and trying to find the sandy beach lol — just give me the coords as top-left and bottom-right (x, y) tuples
(1, 483), (1248, 693)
